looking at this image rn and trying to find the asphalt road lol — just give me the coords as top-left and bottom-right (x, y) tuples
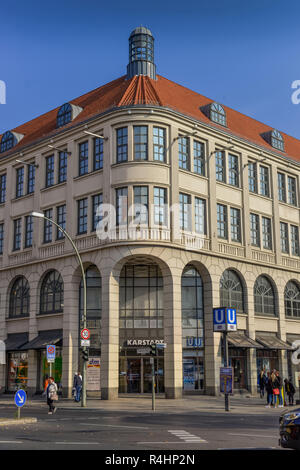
(0, 402), (287, 451)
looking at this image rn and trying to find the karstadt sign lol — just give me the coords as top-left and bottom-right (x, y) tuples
(126, 339), (164, 347)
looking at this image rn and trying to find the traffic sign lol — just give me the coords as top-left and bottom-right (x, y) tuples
(81, 328), (90, 340)
(46, 345), (56, 363)
(14, 389), (27, 408)
(81, 339), (90, 347)
(213, 307), (237, 332)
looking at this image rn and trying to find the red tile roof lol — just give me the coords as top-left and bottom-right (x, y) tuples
(1, 74), (300, 163)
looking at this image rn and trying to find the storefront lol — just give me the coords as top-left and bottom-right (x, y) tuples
(20, 329), (63, 393)
(255, 333), (293, 376)
(227, 331), (263, 391)
(5, 333), (28, 392)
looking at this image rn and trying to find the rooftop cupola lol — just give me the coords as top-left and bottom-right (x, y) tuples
(126, 27), (156, 80)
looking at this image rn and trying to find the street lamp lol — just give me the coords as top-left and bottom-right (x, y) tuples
(31, 211), (88, 407)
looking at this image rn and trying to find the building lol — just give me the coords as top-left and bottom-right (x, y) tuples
(0, 27), (299, 399)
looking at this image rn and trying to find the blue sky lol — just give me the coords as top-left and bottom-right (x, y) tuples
(1, 0), (300, 139)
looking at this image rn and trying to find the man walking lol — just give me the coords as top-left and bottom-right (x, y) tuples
(73, 371), (83, 403)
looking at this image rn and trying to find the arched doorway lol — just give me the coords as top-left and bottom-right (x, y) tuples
(119, 262), (164, 394)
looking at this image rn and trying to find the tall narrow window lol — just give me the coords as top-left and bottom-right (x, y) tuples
(133, 186), (148, 225)
(58, 151), (67, 184)
(288, 176), (297, 206)
(0, 223), (4, 254)
(154, 187), (167, 225)
(45, 155), (54, 188)
(116, 127), (128, 163)
(278, 173), (286, 202)
(77, 198), (88, 234)
(40, 271), (64, 314)
(93, 138), (103, 171)
(178, 136), (190, 170)
(134, 126), (148, 161)
(13, 218), (22, 251)
(217, 204), (227, 239)
(230, 207), (241, 242)
(285, 282), (300, 318)
(260, 166), (269, 197)
(27, 164), (35, 194)
(16, 167), (24, 198)
(193, 141), (205, 176)
(250, 213), (260, 247)
(153, 127), (165, 162)
(280, 222), (289, 254)
(248, 162), (257, 193)
(116, 188), (128, 227)
(291, 225), (300, 256)
(92, 194), (103, 232)
(179, 193), (191, 231)
(195, 198), (206, 234)
(228, 154), (239, 187)
(57, 205), (66, 240)
(271, 130), (284, 151)
(215, 151), (225, 183)
(43, 209), (53, 243)
(220, 270), (244, 312)
(262, 217), (272, 250)
(57, 103), (72, 128)
(9, 277), (30, 318)
(210, 103), (226, 126)
(79, 141), (89, 176)
(24, 215), (33, 248)
(0, 174), (6, 203)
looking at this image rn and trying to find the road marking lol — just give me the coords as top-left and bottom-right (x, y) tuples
(168, 430), (207, 443)
(138, 442), (206, 445)
(54, 442), (99, 445)
(228, 433), (277, 438)
(0, 441), (23, 444)
(80, 423), (149, 429)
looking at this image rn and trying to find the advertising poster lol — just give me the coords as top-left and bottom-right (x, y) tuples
(87, 357), (100, 391)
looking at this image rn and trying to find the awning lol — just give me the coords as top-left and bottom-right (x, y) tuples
(256, 335), (293, 350)
(20, 329), (63, 350)
(5, 333), (29, 351)
(227, 332), (264, 349)
(286, 335), (300, 350)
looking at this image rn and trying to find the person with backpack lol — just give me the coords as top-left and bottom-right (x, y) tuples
(284, 378), (296, 406)
(46, 377), (58, 414)
(73, 371), (83, 403)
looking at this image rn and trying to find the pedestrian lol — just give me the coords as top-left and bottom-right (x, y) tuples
(284, 378), (296, 406)
(265, 372), (274, 408)
(275, 371), (284, 408)
(73, 371), (83, 403)
(258, 369), (266, 398)
(46, 377), (58, 415)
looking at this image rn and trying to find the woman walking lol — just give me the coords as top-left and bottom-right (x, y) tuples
(284, 378), (296, 406)
(46, 377), (58, 415)
(265, 372), (274, 408)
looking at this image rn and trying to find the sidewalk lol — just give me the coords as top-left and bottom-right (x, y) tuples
(0, 393), (297, 415)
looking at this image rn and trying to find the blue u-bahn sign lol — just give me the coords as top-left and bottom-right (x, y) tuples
(213, 307), (237, 332)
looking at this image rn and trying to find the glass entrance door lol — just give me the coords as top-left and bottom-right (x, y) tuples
(119, 356), (164, 393)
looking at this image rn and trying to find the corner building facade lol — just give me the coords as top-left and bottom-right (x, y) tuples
(0, 27), (300, 399)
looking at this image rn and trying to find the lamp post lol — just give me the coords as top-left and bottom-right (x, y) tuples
(31, 211), (87, 407)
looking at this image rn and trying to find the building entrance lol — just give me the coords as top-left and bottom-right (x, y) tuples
(119, 356), (164, 394)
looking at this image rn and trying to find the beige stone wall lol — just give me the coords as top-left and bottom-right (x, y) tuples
(0, 106), (299, 397)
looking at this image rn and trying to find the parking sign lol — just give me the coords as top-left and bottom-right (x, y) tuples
(47, 345), (56, 363)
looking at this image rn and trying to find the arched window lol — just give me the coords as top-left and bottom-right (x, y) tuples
(57, 103), (72, 128)
(40, 271), (64, 314)
(285, 281), (300, 318)
(220, 270), (244, 312)
(271, 130), (284, 152)
(0, 131), (17, 153)
(9, 277), (30, 318)
(210, 102), (226, 126)
(254, 276), (275, 316)
(79, 266), (102, 353)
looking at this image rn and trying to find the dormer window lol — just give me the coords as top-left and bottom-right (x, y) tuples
(57, 103), (83, 128)
(210, 102), (226, 126)
(271, 129), (284, 152)
(0, 131), (24, 153)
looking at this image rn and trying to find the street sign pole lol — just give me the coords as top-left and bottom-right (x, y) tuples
(151, 358), (155, 411)
(223, 331), (229, 412)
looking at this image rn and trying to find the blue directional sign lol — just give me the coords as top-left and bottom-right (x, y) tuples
(213, 307), (237, 332)
(14, 389), (27, 408)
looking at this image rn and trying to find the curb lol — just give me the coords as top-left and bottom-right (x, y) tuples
(0, 418), (37, 426)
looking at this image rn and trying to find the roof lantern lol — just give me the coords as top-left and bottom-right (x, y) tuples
(127, 26), (157, 80)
